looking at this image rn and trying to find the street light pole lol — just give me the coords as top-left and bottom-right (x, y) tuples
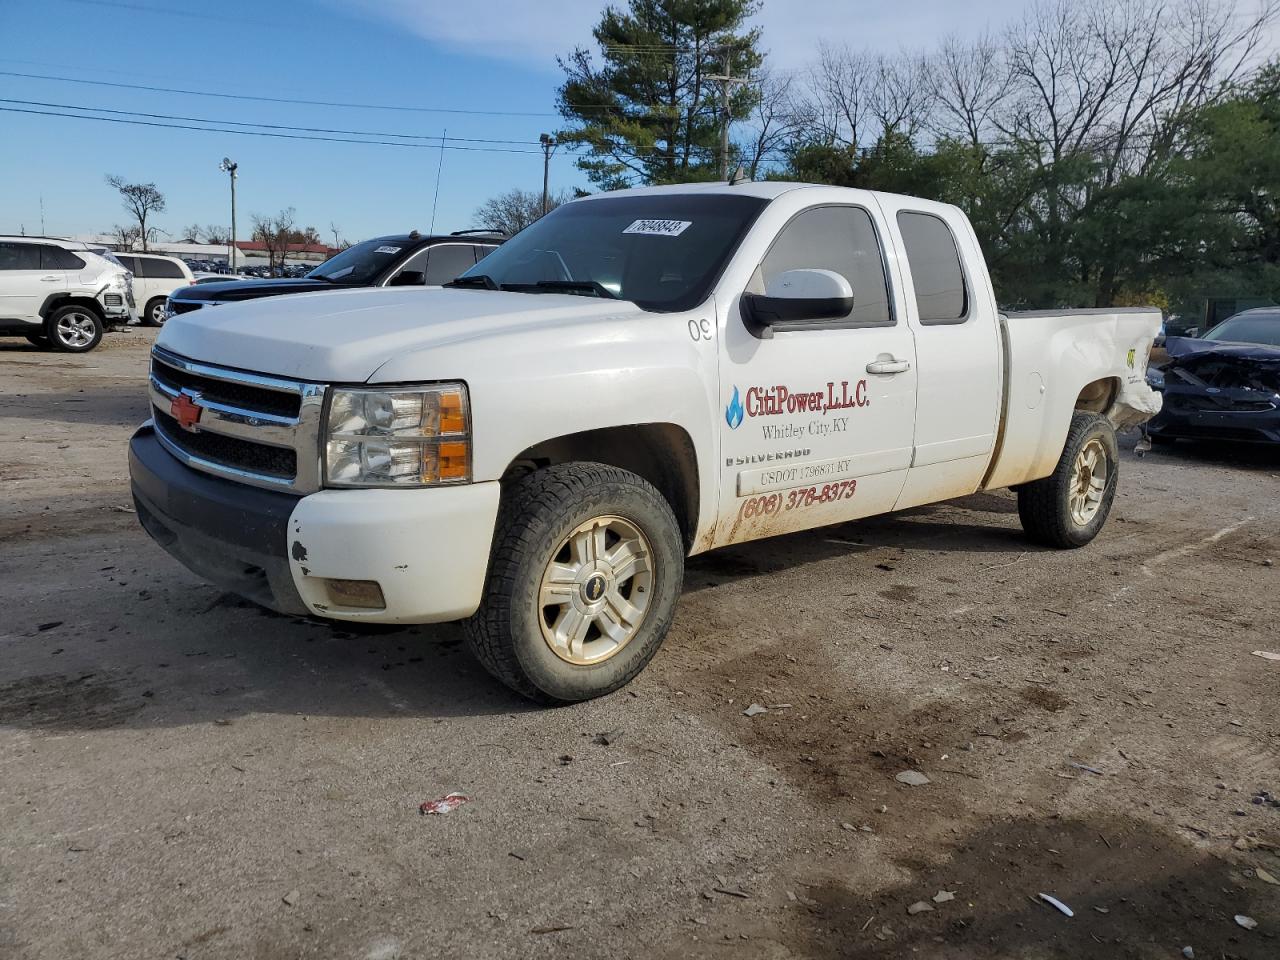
(219, 158), (238, 273)
(539, 134), (557, 217)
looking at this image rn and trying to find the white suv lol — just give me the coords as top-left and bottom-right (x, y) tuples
(115, 253), (195, 327)
(0, 237), (135, 351)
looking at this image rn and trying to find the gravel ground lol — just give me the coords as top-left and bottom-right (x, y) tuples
(1, 329), (1278, 960)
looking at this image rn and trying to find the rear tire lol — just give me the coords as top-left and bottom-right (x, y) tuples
(1017, 412), (1119, 549)
(45, 305), (104, 353)
(143, 297), (168, 327)
(465, 462), (684, 704)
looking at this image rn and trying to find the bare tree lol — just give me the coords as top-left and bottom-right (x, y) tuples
(804, 42), (874, 149)
(251, 207), (297, 275)
(329, 222), (347, 250)
(930, 33), (1011, 149)
(739, 70), (809, 180)
(105, 175), (165, 252)
(474, 188), (570, 236)
(868, 53), (935, 140)
(109, 223), (140, 251)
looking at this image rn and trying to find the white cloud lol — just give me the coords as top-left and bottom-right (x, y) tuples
(339, 0), (1279, 72)
(334, 0), (600, 69)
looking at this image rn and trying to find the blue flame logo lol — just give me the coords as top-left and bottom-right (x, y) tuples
(725, 385), (744, 430)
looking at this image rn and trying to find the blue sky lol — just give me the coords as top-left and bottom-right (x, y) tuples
(1, 0), (1269, 243)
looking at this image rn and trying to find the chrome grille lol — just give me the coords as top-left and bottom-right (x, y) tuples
(149, 346), (327, 493)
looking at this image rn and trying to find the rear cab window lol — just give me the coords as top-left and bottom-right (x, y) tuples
(896, 211), (969, 324)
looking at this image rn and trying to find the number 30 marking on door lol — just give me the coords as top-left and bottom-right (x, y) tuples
(687, 318), (712, 342)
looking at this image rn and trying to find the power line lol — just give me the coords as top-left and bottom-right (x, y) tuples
(0, 70), (563, 118)
(0, 97), (544, 145)
(0, 105), (546, 153)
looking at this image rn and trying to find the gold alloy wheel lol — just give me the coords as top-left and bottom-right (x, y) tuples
(537, 515), (654, 665)
(1068, 437), (1109, 526)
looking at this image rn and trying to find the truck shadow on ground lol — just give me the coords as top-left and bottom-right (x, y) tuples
(685, 494), (1035, 592)
(780, 815), (1278, 960)
(0, 493), (1041, 732)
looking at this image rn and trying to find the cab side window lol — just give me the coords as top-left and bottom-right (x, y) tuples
(896, 211), (968, 324)
(117, 255), (139, 274)
(40, 246), (86, 270)
(424, 244), (480, 285)
(759, 206), (893, 327)
(0, 242), (41, 270)
(140, 257), (185, 278)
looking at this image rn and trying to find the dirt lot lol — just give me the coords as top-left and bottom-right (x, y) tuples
(1, 329), (1278, 960)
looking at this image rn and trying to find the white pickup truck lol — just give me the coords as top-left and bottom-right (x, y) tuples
(129, 182), (1161, 702)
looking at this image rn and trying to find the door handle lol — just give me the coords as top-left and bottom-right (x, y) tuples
(866, 358), (910, 374)
(40, 275), (62, 282)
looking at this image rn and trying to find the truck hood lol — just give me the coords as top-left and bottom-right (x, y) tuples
(155, 286), (645, 382)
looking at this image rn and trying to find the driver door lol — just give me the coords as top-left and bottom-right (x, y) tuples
(713, 203), (917, 546)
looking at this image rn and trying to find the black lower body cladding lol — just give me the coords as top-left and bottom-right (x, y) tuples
(129, 425), (308, 615)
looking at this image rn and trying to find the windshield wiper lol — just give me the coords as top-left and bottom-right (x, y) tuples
(502, 280), (619, 299)
(444, 274), (499, 290)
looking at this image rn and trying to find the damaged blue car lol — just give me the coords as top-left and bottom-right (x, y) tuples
(1147, 307), (1280, 444)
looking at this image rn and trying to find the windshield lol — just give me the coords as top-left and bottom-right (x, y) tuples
(1203, 311), (1280, 347)
(455, 193), (768, 312)
(308, 238), (410, 284)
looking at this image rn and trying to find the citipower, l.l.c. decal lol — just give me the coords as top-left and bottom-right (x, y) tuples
(725, 380), (869, 428)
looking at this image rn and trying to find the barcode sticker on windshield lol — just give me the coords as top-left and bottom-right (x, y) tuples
(374, 246), (402, 254)
(623, 219), (692, 237)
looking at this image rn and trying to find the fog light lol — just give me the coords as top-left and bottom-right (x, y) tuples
(324, 578), (386, 610)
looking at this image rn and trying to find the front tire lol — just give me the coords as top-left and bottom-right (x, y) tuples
(143, 297), (168, 327)
(1017, 412), (1119, 548)
(465, 463), (684, 704)
(45, 305), (104, 353)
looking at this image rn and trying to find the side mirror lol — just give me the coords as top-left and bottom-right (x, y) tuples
(740, 269), (854, 338)
(388, 270), (426, 287)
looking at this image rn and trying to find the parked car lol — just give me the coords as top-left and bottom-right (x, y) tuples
(0, 236), (134, 351)
(162, 230), (504, 320)
(129, 182), (1160, 703)
(192, 272), (256, 284)
(1146, 307), (1280, 445)
(115, 253), (196, 327)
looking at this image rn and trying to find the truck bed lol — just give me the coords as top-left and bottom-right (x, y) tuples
(983, 307), (1163, 490)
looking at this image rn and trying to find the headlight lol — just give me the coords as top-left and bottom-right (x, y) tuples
(323, 384), (470, 487)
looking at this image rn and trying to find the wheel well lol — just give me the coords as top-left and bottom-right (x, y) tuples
(1074, 377), (1119, 414)
(41, 295), (105, 321)
(503, 424), (700, 548)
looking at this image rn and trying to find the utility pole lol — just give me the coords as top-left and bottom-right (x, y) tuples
(219, 158), (238, 273)
(707, 44), (747, 180)
(539, 134), (557, 216)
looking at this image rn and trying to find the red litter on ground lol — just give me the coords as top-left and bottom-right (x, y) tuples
(420, 793), (469, 815)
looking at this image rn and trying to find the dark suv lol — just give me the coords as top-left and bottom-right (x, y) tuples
(163, 230), (504, 322)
